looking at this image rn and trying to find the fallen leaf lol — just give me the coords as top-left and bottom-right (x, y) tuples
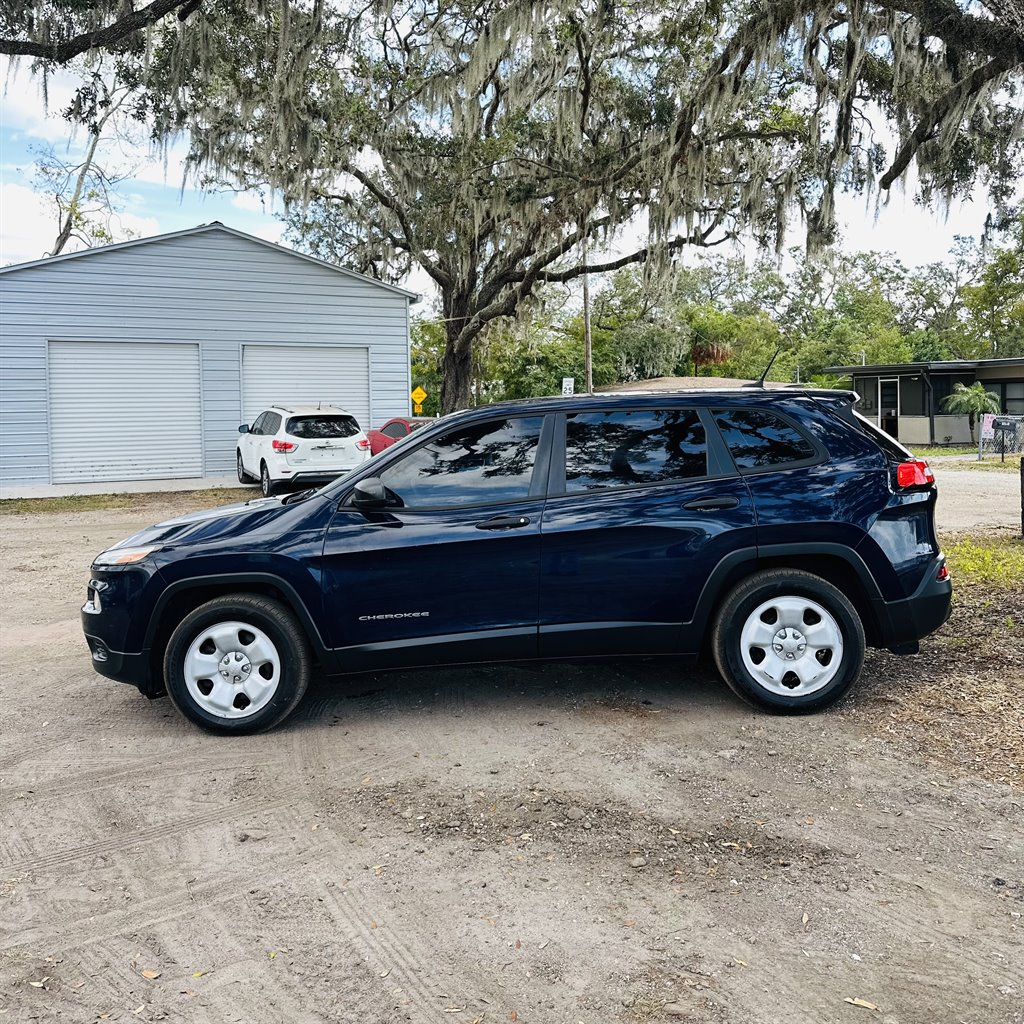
(371, 920), (378, 929)
(511, 1012), (518, 1022)
(29, 981), (45, 988)
(380, 968), (391, 978)
(132, 1005), (145, 1015)
(141, 969), (161, 980)
(192, 970), (210, 978)
(73, 981), (86, 989)
(268, 951), (277, 959)
(734, 958), (748, 966)
(801, 912), (810, 928)
(514, 939), (521, 950)
(844, 997), (879, 1010)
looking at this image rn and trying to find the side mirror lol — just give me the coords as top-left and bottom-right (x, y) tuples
(351, 477), (387, 509)
(238, 424), (249, 434)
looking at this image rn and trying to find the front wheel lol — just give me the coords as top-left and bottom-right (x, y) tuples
(237, 450), (252, 484)
(163, 594), (311, 734)
(712, 569), (865, 713)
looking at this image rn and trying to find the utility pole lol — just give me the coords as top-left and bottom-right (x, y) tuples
(582, 231), (593, 395)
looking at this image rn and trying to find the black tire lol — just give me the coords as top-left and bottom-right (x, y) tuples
(260, 462), (275, 497)
(163, 594), (311, 734)
(711, 569), (865, 714)
(236, 450), (253, 484)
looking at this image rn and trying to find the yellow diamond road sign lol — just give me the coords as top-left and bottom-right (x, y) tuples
(411, 386), (428, 404)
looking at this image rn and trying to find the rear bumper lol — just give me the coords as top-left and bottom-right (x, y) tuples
(870, 555), (952, 652)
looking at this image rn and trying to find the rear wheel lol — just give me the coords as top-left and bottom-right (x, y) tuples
(163, 594), (310, 734)
(712, 569), (864, 713)
(260, 462), (276, 497)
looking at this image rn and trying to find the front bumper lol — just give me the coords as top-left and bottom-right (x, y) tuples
(83, 631), (159, 694)
(870, 554), (952, 653)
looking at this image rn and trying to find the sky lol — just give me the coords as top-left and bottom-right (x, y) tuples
(0, 57), (1007, 304)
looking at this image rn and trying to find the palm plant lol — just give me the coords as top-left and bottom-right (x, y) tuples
(941, 382), (1001, 443)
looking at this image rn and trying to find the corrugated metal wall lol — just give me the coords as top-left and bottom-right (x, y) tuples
(0, 226), (412, 487)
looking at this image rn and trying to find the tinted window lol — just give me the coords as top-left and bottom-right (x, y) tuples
(287, 415), (360, 439)
(251, 412), (268, 435)
(264, 412), (282, 435)
(380, 417), (543, 508)
(381, 421), (409, 439)
(714, 409), (816, 469)
(565, 409), (706, 492)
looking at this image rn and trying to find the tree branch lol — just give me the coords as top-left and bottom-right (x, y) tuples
(880, 54), (1015, 188)
(1, 0), (199, 62)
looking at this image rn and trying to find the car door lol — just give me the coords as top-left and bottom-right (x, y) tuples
(538, 405), (757, 657)
(243, 412), (267, 474)
(319, 414), (552, 670)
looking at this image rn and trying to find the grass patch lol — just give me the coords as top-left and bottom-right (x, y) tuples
(909, 445), (977, 458)
(0, 487), (255, 516)
(944, 534), (1024, 589)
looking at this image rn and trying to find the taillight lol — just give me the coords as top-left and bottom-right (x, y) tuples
(272, 439), (297, 452)
(936, 563), (950, 581)
(356, 438), (370, 450)
(896, 459), (934, 488)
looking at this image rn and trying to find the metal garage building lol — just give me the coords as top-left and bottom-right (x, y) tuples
(0, 223), (416, 491)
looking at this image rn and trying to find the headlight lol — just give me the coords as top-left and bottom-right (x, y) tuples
(93, 546), (161, 566)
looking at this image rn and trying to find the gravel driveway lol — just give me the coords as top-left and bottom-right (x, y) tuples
(933, 466), (1021, 533)
(1, 500), (1021, 1024)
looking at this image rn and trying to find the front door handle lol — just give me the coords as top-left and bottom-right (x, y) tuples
(683, 496), (740, 511)
(476, 515), (532, 530)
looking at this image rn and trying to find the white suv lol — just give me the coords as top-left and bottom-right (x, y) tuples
(237, 405), (371, 496)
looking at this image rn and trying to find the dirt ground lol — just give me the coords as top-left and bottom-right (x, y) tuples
(1, 496), (1022, 1024)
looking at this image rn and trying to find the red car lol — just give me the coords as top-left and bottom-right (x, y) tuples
(367, 417), (417, 455)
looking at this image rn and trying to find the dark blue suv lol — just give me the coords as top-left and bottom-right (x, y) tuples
(82, 389), (952, 734)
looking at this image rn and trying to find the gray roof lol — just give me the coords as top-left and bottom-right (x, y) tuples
(827, 358), (1024, 375)
(0, 221), (419, 300)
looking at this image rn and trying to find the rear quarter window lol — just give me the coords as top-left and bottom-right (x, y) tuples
(714, 408), (818, 470)
(287, 415), (360, 439)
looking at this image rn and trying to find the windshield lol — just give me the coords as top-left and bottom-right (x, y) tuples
(286, 415), (360, 439)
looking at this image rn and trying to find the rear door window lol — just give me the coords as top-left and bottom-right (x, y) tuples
(713, 409), (817, 470)
(264, 412), (282, 435)
(380, 421), (409, 439)
(564, 409), (707, 492)
(380, 417), (544, 508)
(287, 415), (360, 439)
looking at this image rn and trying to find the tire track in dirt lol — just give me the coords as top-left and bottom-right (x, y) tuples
(4, 753), (287, 803)
(4, 824), (323, 955)
(320, 883), (503, 1023)
(1, 795), (289, 876)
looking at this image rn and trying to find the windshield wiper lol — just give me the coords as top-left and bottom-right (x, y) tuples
(282, 487), (319, 505)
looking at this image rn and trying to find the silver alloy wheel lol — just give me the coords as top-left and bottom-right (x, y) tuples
(261, 464), (271, 496)
(182, 619), (281, 719)
(237, 451), (246, 482)
(738, 595), (844, 697)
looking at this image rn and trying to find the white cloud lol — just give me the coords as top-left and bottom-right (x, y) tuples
(232, 190), (275, 213)
(1, 61), (82, 143)
(0, 181), (160, 266)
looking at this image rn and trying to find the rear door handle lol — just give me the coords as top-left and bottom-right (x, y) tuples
(683, 496), (740, 511)
(476, 515), (532, 530)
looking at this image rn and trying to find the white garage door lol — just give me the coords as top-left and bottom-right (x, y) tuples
(242, 345), (371, 430)
(48, 341), (203, 483)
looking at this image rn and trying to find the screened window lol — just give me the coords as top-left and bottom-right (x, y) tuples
(564, 409), (706, 492)
(714, 409), (817, 470)
(1004, 382), (1024, 416)
(380, 417), (543, 508)
(287, 415), (360, 439)
(264, 413), (282, 435)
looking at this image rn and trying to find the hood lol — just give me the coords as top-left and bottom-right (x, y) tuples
(101, 495), (302, 556)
